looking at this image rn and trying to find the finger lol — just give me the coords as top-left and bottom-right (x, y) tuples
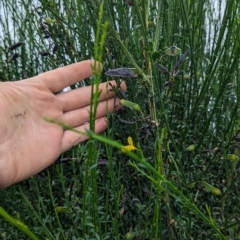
(35, 60), (102, 92)
(57, 80), (127, 112)
(60, 98), (122, 127)
(61, 117), (108, 152)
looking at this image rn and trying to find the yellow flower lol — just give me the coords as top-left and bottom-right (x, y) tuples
(121, 137), (137, 153)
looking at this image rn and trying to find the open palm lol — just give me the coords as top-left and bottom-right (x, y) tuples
(0, 60), (126, 188)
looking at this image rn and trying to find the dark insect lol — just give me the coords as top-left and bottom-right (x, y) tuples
(39, 51), (50, 56)
(9, 42), (22, 51)
(7, 53), (20, 62)
(170, 46), (176, 53)
(105, 68), (137, 78)
(173, 48), (190, 75)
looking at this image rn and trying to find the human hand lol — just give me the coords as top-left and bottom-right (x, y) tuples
(0, 60), (126, 188)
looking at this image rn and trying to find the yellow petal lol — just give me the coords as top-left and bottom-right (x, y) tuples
(121, 145), (137, 153)
(127, 136), (134, 146)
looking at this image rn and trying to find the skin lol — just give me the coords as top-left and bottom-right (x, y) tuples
(0, 60), (126, 188)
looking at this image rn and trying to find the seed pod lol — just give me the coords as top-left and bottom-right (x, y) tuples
(156, 63), (169, 74)
(9, 42), (22, 51)
(38, 51), (50, 56)
(173, 48), (190, 75)
(7, 53), (19, 62)
(201, 181), (221, 196)
(119, 117), (136, 124)
(118, 88), (128, 99)
(105, 68), (137, 78)
(226, 154), (239, 162)
(55, 207), (70, 213)
(120, 99), (141, 111)
(60, 157), (76, 162)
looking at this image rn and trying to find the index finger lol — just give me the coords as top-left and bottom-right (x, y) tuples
(35, 60), (102, 92)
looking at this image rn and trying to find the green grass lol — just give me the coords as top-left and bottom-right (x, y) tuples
(1, 0), (240, 239)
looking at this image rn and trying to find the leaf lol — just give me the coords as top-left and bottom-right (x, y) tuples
(105, 68), (137, 78)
